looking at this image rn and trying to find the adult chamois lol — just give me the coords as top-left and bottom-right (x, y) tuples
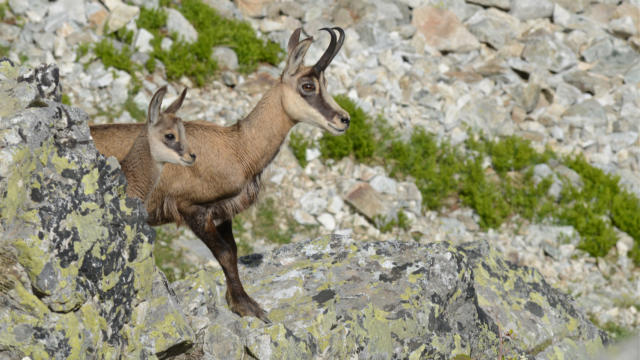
(120, 85), (196, 204)
(90, 27), (350, 322)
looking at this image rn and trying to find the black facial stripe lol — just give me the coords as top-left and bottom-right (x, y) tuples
(303, 91), (339, 121)
(164, 138), (184, 155)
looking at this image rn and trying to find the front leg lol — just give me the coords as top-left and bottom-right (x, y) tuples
(216, 219), (270, 323)
(182, 208), (269, 322)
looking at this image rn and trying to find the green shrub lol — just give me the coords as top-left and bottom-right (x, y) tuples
(93, 39), (138, 74)
(488, 136), (551, 174)
(136, 0), (283, 85)
(389, 129), (462, 210)
(289, 132), (311, 168)
(319, 95), (376, 161)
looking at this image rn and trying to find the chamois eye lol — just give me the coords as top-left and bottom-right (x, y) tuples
(165, 133), (175, 141)
(301, 83), (315, 92)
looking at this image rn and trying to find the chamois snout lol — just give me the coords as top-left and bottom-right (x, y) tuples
(340, 114), (350, 126)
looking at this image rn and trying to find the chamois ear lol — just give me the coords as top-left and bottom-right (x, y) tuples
(164, 87), (187, 114)
(283, 37), (313, 76)
(148, 85), (168, 126)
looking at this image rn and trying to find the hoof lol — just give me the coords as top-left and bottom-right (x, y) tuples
(227, 289), (271, 324)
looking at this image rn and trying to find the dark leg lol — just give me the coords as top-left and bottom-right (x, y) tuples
(216, 219), (270, 323)
(183, 209), (269, 322)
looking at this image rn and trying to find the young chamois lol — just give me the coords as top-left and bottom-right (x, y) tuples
(120, 85), (196, 203)
(90, 27), (350, 322)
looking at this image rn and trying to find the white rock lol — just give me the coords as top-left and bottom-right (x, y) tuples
(161, 38), (173, 51)
(212, 47), (238, 70)
(327, 195), (344, 214)
(305, 147), (321, 162)
(293, 210), (317, 225)
(166, 7), (198, 43)
(317, 213), (336, 231)
(299, 190), (327, 215)
(134, 28), (154, 53)
(369, 175), (398, 196)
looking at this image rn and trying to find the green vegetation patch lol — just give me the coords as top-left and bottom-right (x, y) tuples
(313, 96), (640, 264)
(137, 0), (283, 86)
(153, 225), (198, 282)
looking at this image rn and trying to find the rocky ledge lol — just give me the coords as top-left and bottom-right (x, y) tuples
(0, 60), (607, 359)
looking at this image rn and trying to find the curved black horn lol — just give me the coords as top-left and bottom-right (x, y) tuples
(327, 27), (345, 66)
(313, 27), (337, 75)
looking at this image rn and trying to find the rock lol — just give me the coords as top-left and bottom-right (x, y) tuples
(317, 213), (336, 231)
(299, 190), (328, 215)
(466, 8), (520, 49)
(106, 1), (139, 33)
(563, 70), (610, 95)
(235, 0), (273, 18)
(562, 99), (608, 128)
(293, 209), (317, 226)
(581, 37), (613, 63)
(0, 62), (192, 358)
(166, 7), (198, 43)
(522, 33), (578, 73)
(550, 0), (589, 14)
(369, 174), (398, 196)
(344, 182), (386, 221)
(412, 5), (480, 53)
(609, 16), (637, 38)
(212, 46), (239, 70)
(170, 237), (606, 359)
(510, 0), (554, 21)
(134, 28), (154, 53)
(466, 0), (510, 10)
(203, 0), (241, 19)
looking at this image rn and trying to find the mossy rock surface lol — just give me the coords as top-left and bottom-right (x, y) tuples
(173, 237), (607, 359)
(0, 61), (192, 359)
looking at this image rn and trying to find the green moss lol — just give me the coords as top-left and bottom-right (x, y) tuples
(93, 39), (139, 74)
(288, 131), (311, 168)
(123, 95), (146, 123)
(153, 225), (198, 283)
(0, 44), (9, 58)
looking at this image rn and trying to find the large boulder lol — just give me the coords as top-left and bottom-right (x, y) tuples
(173, 236), (607, 359)
(0, 60), (193, 359)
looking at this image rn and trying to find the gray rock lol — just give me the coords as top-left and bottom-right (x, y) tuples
(466, 0), (510, 10)
(106, 2), (139, 33)
(623, 61), (640, 85)
(203, 0), (242, 19)
(344, 182), (386, 221)
(550, 0), (589, 13)
(554, 82), (583, 107)
(134, 28), (154, 53)
(0, 61), (191, 358)
(466, 8), (520, 49)
(369, 174), (398, 196)
(563, 70), (610, 95)
(212, 46), (239, 70)
(170, 238), (606, 359)
(510, 0), (554, 21)
(562, 99), (607, 128)
(609, 16), (637, 37)
(300, 190), (328, 216)
(522, 33), (577, 73)
(166, 7), (198, 43)
(581, 37), (613, 63)
(412, 5), (480, 53)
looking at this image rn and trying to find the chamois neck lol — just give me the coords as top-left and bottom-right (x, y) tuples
(120, 130), (162, 203)
(237, 85), (295, 176)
